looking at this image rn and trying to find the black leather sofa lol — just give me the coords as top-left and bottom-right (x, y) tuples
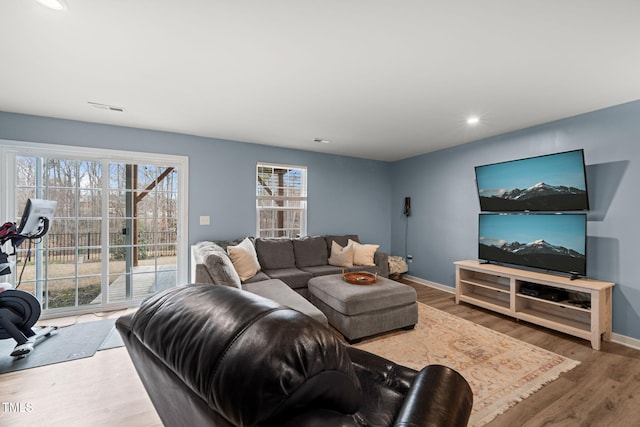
(116, 285), (473, 427)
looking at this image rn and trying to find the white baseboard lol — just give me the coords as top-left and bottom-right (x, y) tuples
(404, 274), (640, 352)
(610, 333), (640, 351)
(404, 275), (455, 294)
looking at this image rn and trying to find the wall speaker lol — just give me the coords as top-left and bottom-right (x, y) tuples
(403, 197), (411, 217)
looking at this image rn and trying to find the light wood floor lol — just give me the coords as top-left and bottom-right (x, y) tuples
(403, 281), (640, 427)
(2, 281), (640, 426)
(0, 308), (162, 427)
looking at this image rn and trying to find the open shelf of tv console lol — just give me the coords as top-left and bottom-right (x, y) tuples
(454, 260), (615, 350)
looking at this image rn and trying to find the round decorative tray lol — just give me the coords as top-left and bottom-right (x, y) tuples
(342, 271), (377, 285)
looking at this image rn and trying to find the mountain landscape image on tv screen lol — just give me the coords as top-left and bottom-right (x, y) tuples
(478, 214), (586, 276)
(475, 150), (589, 211)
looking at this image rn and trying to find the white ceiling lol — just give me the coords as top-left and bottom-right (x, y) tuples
(2, 1), (640, 162)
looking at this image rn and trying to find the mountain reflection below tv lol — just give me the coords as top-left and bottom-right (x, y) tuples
(478, 213), (587, 278)
(475, 149), (589, 211)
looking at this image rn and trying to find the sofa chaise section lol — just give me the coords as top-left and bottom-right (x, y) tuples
(190, 240), (327, 325)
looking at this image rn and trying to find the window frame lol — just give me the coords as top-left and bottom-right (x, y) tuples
(256, 162), (307, 238)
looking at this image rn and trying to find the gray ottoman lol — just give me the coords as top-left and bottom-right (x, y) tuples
(308, 274), (418, 343)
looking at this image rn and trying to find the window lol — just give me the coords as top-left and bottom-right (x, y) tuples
(256, 162), (307, 238)
(1, 140), (188, 316)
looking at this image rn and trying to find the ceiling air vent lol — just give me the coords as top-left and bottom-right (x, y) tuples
(88, 102), (125, 112)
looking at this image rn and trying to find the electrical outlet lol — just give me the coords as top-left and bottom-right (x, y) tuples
(407, 255), (413, 263)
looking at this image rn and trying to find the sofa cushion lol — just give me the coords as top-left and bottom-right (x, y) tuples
(227, 237), (261, 281)
(328, 241), (355, 268)
(242, 279), (328, 325)
(262, 268), (313, 290)
(293, 236), (328, 267)
(193, 241), (241, 288)
(299, 264), (344, 277)
(255, 238), (296, 270)
(242, 271), (271, 283)
(348, 239), (379, 267)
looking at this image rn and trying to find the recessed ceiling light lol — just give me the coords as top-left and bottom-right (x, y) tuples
(36, 0), (68, 11)
(313, 138), (330, 144)
(466, 116), (480, 125)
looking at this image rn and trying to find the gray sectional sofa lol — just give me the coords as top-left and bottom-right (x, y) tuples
(190, 235), (389, 326)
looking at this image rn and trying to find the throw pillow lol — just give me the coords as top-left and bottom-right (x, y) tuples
(328, 241), (354, 267)
(348, 239), (379, 266)
(325, 235), (360, 254)
(227, 237), (261, 281)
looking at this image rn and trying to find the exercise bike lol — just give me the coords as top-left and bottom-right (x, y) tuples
(0, 199), (57, 357)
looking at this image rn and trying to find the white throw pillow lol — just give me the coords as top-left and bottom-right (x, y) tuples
(227, 237), (261, 281)
(328, 241), (354, 267)
(348, 239), (379, 266)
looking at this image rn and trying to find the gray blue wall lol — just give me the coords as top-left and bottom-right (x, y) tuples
(3, 99), (640, 340)
(390, 100), (640, 340)
(0, 112), (392, 251)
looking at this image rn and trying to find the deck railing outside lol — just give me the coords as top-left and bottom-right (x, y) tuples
(38, 231), (177, 262)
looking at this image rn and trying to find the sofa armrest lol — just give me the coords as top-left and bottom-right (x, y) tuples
(116, 313), (234, 427)
(393, 365), (473, 427)
(191, 243), (215, 284)
(190, 242), (242, 287)
(194, 264), (216, 284)
(374, 251), (389, 278)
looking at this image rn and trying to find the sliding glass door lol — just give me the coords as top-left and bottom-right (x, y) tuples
(106, 163), (179, 304)
(1, 141), (188, 316)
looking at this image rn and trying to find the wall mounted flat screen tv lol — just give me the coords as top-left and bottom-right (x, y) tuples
(475, 149), (589, 211)
(478, 213), (587, 277)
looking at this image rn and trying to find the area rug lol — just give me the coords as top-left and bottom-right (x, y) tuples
(0, 318), (121, 374)
(354, 303), (580, 426)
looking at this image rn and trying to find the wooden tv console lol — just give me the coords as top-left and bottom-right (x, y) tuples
(454, 260), (615, 350)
